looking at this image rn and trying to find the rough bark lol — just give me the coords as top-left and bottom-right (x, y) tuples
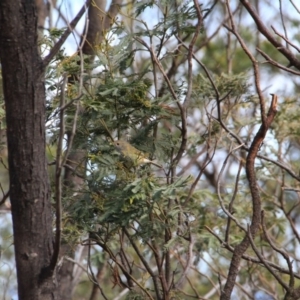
(0, 1), (56, 299)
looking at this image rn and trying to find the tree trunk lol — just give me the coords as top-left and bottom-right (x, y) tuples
(0, 1), (56, 299)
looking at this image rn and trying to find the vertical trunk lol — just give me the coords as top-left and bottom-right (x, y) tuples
(0, 1), (56, 299)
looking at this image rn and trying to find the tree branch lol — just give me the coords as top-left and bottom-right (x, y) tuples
(221, 94), (278, 300)
(239, 0), (300, 70)
(42, 0), (91, 68)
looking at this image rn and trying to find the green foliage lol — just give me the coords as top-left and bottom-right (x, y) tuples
(41, 8), (293, 297)
(3, 0), (300, 299)
(193, 72), (251, 100)
(201, 36), (252, 74)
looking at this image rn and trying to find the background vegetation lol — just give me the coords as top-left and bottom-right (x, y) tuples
(1, 0), (300, 299)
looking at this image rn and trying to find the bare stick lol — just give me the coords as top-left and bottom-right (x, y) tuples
(205, 225), (300, 279)
(257, 48), (300, 75)
(43, 0), (91, 68)
(50, 74), (68, 270)
(247, 223), (289, 290)
(224, 1), (266, 125)
(261, 211), (295, 288)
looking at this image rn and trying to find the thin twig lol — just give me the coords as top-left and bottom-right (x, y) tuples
(247, 224), (289, 291)
(65, 256), (88, 273)
(60, 15), (88, 171)
(184, 0), (203, 110)
(225, 160), (243, 242)
(224, 1), (266, 125)
(278, 0), (289, 49)
(50, 74), (68, 270)
(279, 188), (300, 243)
(183, 144), (216, 206)
(261, 211), (295, 288)
(86, 241), (109, 300)
(217, 143), (245, 229)
(175, 234), (195, 288)
(123, 228), (162, 300)
(0, 190), (9, 206)
(133, 36), (187, 170)
(290, 0), (300, 14)
(256, 48), (300, 75)
(240, 0), (300, 70)
(50, 3), (89, 270)
(271, 25), (300, 53)
(43, 0), (91, 68)
(205, 225), (300, 279)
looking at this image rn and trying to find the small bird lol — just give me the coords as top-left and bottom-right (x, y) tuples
(114, 140), (162, 168)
